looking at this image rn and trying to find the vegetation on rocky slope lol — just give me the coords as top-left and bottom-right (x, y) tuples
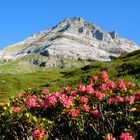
(0, 50), (140, 101)
(1, 70), (140, 139)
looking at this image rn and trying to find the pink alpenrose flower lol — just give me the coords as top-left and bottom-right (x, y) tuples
(100, 70), (109, 82)
(80, 96), (88, 104)
(125, 96), (135, 104)
(107, 98), (116, 105)
(42, 88), (49, 95)
(33, 129), (47, 140)
(116, 96), (124, 103)
(69, 109), (80, 117)
(26, 96), (37, 108)
(91, 109), (100, 117)
(82, 104), (91, 112)
(118, 79), (126, 91)
(12, 106), (22, 113)
(86, 84), (94, 94)
(78, 84), (86, 92)
(120, 132), (134, 140)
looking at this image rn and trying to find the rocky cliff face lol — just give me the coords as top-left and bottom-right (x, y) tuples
(0, 17), (139, 68)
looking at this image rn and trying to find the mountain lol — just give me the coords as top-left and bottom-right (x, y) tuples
(0, 17), (139, 70)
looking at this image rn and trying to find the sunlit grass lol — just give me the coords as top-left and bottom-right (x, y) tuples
(0, 50), (140, 101)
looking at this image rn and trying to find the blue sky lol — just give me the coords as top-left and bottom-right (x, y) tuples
(0, 0), (140, 49)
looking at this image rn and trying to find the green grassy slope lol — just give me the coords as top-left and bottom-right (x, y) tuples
(0, 50), (140, 101)
(0, 53), (88, 74)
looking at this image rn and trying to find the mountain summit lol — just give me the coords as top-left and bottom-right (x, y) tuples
(0, 17), (139, 68)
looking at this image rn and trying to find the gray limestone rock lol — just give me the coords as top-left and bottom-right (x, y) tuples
(0, 17), (139, 68)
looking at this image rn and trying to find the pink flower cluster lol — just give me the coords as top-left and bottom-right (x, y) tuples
(86, 84), (94, 94)
(78, 84), (86, 92)
(100, 83), (109, 91)
(105, 132), (134, 140)
(118, 79), (126, 91)
(42, 88), (49, 95)
(125, 82), (133, 88)
(120, 132), (134, 140)
(80, 96), (88, 103)
(116, 96), (124, 103)
(94, 91), (105, 100)
(125, 96), (135, 104)
(26, 95), (42, 108)
(69, 109), (80, 117)
(60, 94), (74, 108)
(33, 129), (47, 140)
(82, 104), (91, 112)
(12, 106), (22, 113)
(26, 96), (37, 108)
(100, 81), (116, 91)
(70, 90), (77, 96)
(107, 81), (116, 89)
(41, 91), (75, 109)
(41, 94), (57, 109)
(107, 98), (116, 105)
(100, 70), (109, 82)
(79, 84), (105, 100)
(91, 109), (100, 117)
(108, 95), (136, 105)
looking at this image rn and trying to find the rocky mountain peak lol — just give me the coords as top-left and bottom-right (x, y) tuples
(0, 17), (139, 68)
(52, 17), (99, 35)
(58, 17), (85, 25)
(51, 17), (120, 44)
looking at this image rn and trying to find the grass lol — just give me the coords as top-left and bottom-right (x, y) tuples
(0, 69), (63, 100)
(0, 49), (140, 101)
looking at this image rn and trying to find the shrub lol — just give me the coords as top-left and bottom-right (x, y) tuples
(0, 71), (140, 139)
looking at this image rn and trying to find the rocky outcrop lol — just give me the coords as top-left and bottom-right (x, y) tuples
(0, 17), (139, 66)
(110, 31), (119, 39)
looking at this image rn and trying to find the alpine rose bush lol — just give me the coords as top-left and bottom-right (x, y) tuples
(0, 70), (140, 140)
